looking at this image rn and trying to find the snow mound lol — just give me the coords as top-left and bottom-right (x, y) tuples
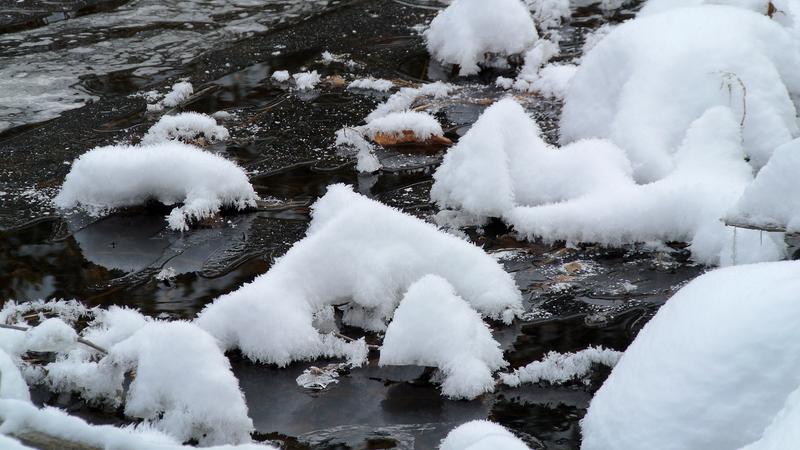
(24, 318), (78, 353)
(0, 399), (275, 450)
(431, 98), (632, 218)
(639, 0), (772, 16)
(500, 346), (621, 387)
(560, 5), (800, 182)
(363, 111), (444, 141)
(162, 81), (194, 108)
(379, 275), (507, 399)
(142, 112), (229, 145)
(729, 138), (800, 231)
(527, 63), (576, 99)
(440, 420), (530, 450)
(425, 0), (538, 75)
(348, 78), (395, 92)
(510, 106), (767, 265)
(196, 184), (521, 367)
(293, 71), (321, 90)
(107, 321), (253, 445)
(581, 261), (800, 450)
(54, 142), (258, 231)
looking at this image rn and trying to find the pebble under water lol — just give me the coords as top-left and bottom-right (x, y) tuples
(0, 0), (706, 448)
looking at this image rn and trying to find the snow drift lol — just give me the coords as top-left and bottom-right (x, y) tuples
(196, 184), (522, 366)
(54, 142), (258, 231)
(581, 261), (800, 450)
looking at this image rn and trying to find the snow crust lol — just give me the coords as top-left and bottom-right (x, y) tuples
(196, 184), (522, 367)
(142, 112), (230, 145)
(425, 0), (538, 75)
(560, 5), (800, 182)
(440, 420), (530, 450)
(379, 275), (507, 399)
(54, 142), (258, 231)
(582, 261), (800, 450)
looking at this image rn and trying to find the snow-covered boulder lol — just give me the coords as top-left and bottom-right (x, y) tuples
(425, 0), (538, 75)
(431, 98), (632, 218)
(379, 275), (507, 399)
(54, 142), (258, 231)
(141, 112), (229, 146)
(581, 261), (800, 450)
(440, 420), (530, 450)
(107, 321), (253, 445)
(560, 5), (800, 182)
(729, 138), (800, 231)
(363, 111), (444, 142)
(510, 106), (783, 265)
(196, 184), (522, 366)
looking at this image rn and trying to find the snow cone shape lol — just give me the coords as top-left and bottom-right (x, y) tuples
(729, 138), (800, 231)
(107, 321), (254, 446)
(54, 142), (258, 231)
(581, 261), (800, 450)
(560, 5), (800, 182)
(440, 420), (530, 450)
(425, 0), (538, 76)
(379, 275), (507, 400)
(141, 112), (229, 145)
(431, 98), (632, 218)
(196, 184), (522, 366)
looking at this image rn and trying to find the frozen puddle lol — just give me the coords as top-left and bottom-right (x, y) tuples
(0, 0), (336, 133)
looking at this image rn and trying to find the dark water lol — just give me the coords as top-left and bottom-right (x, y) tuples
(0, 1), (697, 449)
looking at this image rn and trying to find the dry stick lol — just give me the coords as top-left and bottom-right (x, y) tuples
(0, 323), (108, 355)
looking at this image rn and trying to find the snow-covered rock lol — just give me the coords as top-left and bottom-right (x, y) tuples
(54, 142), (258, 231)
(431, 98), (632, 218)
(581, 261), (800, 450)
(379, 275), (507, 399)
(363, 111), (444, 142)
(141, 112), (229, 145)
(560, 5), (800, 182)
(107, 322), (253, 445)
(196, 184), (522, 366)
(729, 138), (800, 231)
(425, 0), (538, 75)
(510, 106), (777, 265)
(440, 420), (530, 450)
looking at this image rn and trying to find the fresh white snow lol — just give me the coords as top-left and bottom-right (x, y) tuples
(499, 346), (621, 387)
(379, 275), (507, 399)
(161, 81), (194, 108)
(54, 142), (258, 231)
(440, 420), (530, 450)
(581, 261), (800, 450)
(425, 0), (538, 75)
(141, 112), (230, 145)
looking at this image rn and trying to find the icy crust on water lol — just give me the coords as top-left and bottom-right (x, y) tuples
(440, 420), (530, 450)
(142, 112), (230, 145)
(425, 0), (538, 75)
(196, 184), (522, 367)
(729, 139), (800, 231)
(581, 261), (800, 450)
(560, 5), (800, 182)
(379, 275), (507, 399)
(54, 142), (258, 231)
